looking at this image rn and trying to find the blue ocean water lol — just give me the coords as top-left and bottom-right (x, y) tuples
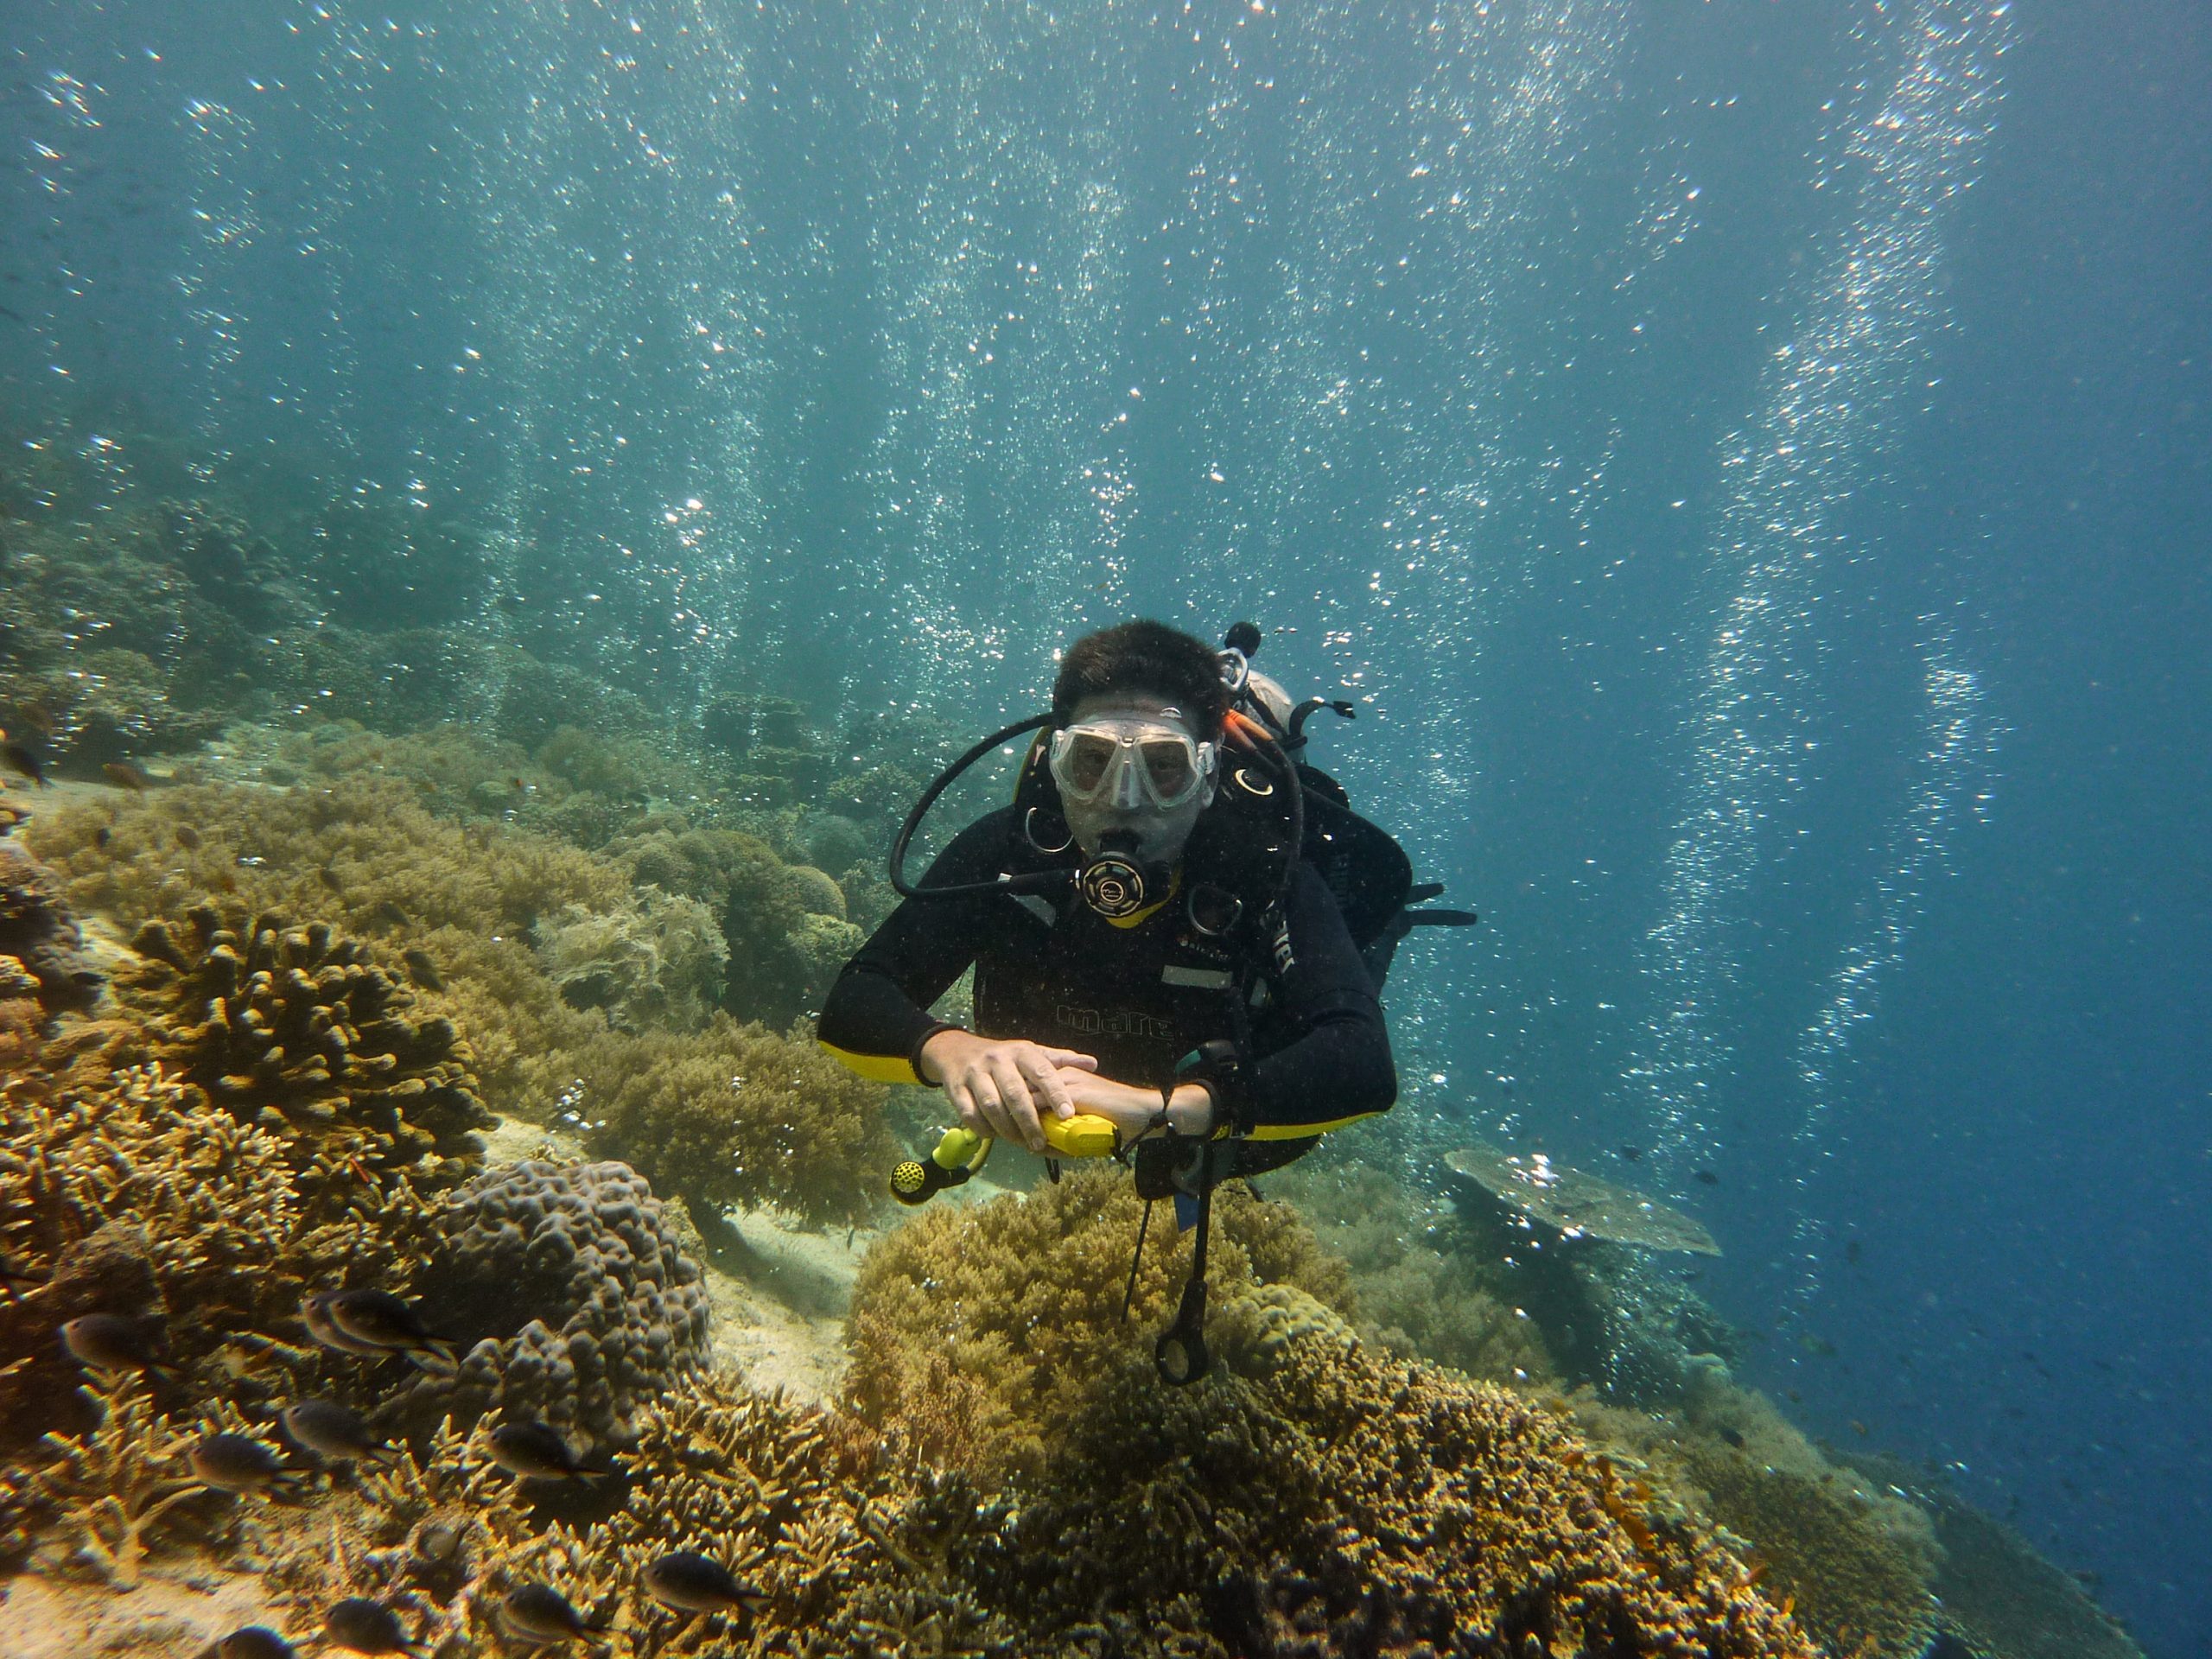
(2, 0), (2204, 1650)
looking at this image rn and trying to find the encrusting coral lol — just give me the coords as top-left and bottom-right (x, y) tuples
(391, 1160), (712, 1450)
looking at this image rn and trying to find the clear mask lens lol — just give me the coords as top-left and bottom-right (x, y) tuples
(1051, 721), (1214, 808)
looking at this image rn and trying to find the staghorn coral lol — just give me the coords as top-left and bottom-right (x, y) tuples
(528, 1015), (898, 1230)
(0, 1060), (441, 1453)
(843, 1165), (1357, 1489)
(0, 835), (104, 1020)
(266, 1373), (1014, 1658)
(536, 887), (728, 1033)
(118, 906), (493, 1190)
(392, 1160), (711, 1450)
(18, 1374), (274, 1590)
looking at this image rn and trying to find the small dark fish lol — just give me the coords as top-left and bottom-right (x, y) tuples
(0, 1252), (43, 1296)
(508, 776), (527, 791)
(93, 824), (112, 849)
(1844, 1239), (1862, 1265)
(189, 1432), (293, 1494)
(324, 1598), (424, 1656)
(318, 865), (346, 893)
(1694, 1170), (1719, 1186)
(1616, 1145), (1642, 1162)
(173, 823), (202, 850)
(500, 1583), (591, 1643)
(280, 1398), (397, 1465)
(369, 898), (410, 929)
(641, 1551), (767, 1618)
(1849, 1419), (1870, 1437)
(321, 1288), (455, 1363)
(1717, 1426), (1746, 1449)
(214, 1628), (298, 1659)
(414, 1519), (464, 1566)
(400, 949), (444, 992)
(1798, 1333), (1840, 1358)
(302, 1292), (394, 1358)
(487, 1420), (595, 1484)
(60, 1312), (168, 1372)
(2, 741), (48, 787)
(102, 760), (151, 791)
(0, 303), (22, 324)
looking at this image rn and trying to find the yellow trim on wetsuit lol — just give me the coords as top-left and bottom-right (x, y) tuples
(817, 1040), (925, 1086)
(1242, 1109), (1389, 1141)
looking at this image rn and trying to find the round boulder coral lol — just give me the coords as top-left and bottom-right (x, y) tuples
(397, 1160), (710, 1449)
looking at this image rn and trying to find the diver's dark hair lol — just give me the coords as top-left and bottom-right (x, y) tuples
(1052, 620), (1228, 735)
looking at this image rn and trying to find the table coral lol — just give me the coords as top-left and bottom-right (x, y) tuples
(391, 1160), (711, 1450)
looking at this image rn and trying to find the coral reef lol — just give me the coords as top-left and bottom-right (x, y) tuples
(24, 777), (623, 1108)
(261, 1373), (1014, 1659)
(0, 833), (104, 1021)
(24, 1376), (220, 1590)
(1570, 1363), (1942, 1659)
(527, 1016), (898, 1230)
(845, 1173), (1818, 1656)
(0, 1061), (441, 1454)
(1274, 1159), (1560, 1384)
(843, 1164), (1358, 1488)
(1927, 1490), (2145, 1659)
(392, 1160), (711, 1449)
(536, 887), (728, 1032)
(118, 906), (493, 1190)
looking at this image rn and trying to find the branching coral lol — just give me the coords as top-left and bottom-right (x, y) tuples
(1275, 1160), (1558, 1385)
(25, 1375), (225, 1590)
(527, 1015), (897, 1230)
(119, 906), (493, 1190)
(25, 778), (623, 1108)
(391, 1160), (711, 1450)
(844, 1166), (1357, 1488)
(0, 1061), (441, 1453)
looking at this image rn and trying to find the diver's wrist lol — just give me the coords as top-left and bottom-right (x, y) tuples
(1164, 1083), (1217, 1138)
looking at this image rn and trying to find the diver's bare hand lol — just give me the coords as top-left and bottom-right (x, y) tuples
(919, 1031), (1097, 1154)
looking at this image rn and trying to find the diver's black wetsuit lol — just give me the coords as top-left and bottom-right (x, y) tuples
(817, 805), (1397, 1147)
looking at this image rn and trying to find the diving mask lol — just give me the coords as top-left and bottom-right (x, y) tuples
(1048, 718), (1218, 811)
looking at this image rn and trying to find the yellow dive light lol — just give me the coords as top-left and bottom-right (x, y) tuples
(889, 1111), (1122, 1205)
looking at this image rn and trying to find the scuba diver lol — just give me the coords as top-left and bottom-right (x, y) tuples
(817, 619), (1476, 1383)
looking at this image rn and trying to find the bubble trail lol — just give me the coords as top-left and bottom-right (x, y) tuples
(1782, 641), (1998, 1320)
(1619, 0), (2013, 1186)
